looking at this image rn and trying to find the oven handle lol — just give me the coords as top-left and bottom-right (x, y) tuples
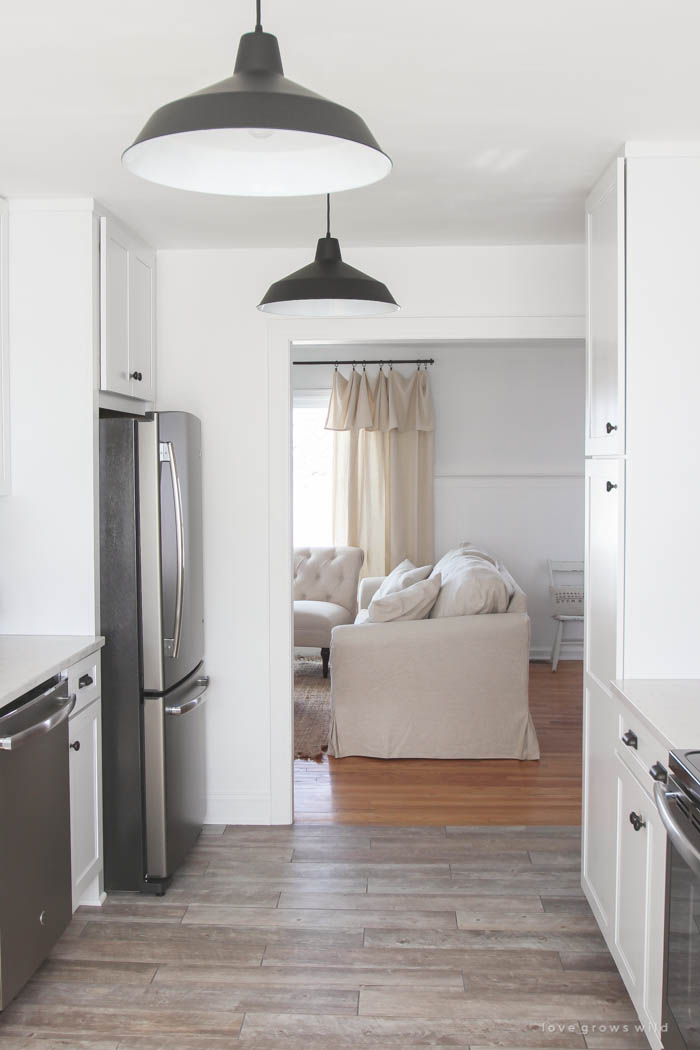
(654, 781), (700, 878)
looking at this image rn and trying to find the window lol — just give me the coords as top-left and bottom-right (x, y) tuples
(293, 389), (334, 547)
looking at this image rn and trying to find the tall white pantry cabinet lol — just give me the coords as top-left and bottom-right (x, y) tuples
(582, 149), (700, 1047)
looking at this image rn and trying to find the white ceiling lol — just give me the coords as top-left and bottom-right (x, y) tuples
(1, 0), (699, 249)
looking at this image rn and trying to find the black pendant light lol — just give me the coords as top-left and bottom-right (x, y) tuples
(122, 1), (391, 197)
(258, 195), (399, 317)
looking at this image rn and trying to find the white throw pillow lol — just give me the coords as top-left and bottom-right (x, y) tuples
(373, 558), (433, 601)
(368, 574), (442, 623)
(429, 544), (514, 618)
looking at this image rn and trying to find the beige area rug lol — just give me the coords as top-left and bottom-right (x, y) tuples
(294, 656), (331, 761)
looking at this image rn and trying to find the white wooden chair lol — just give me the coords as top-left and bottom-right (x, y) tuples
(548, 560), (584, 671)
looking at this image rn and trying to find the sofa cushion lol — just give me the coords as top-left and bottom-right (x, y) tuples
(368, 574), (442, 623)
(294, 600), (354, 648)
(429, 544), (514, 618)
(372, 558), (433, 602)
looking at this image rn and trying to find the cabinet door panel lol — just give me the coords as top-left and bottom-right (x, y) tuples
(615, 760), (650, 996)
(585, 458), (624, 686)
(128, 248), (155, 401)
(100, 218), (131, 396)
(582, 675), (617, 936)
(69, 699), (102, 910)
(586, 159), (625, 455)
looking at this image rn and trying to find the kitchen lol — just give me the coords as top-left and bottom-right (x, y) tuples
(1, 2), (700, 1047)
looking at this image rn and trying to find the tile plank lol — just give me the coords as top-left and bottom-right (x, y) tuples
(261, 944), (565, 973)
(238, 1012), (587, 1046)
(359, 985), (636, 1021)
(153, 962), (464, 988)
(183, 905), (458, 930)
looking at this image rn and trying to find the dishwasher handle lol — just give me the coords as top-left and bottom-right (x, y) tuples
(0, 683), (76, 751)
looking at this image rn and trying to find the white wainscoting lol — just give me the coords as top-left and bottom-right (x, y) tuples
(435, 473), (584, 659)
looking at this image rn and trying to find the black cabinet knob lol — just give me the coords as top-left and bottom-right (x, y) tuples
(129, 371), (143, 381)
(621, 729), (638, 750)
(629, 811), (646, 832)
(649, 761), (668, 783)
(606, 422), (618, 434)
(606, 481), (618, 492)
(70, 740), (81, 752)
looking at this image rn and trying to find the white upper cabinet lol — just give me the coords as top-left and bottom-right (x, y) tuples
(100, 216), (155, 403)
(585, 159), (625, 456)
(0, 198), (9, 495)
(584, 457), (624, 687)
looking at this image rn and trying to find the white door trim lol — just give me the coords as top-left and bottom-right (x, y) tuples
(267, 313), (585, 824)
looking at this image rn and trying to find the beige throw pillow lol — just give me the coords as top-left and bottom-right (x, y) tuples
(374, 558), (433, 601)
(429, 544), (514, 618)
(368, 574), (442, 623)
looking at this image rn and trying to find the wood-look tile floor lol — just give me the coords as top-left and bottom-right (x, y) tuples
(0, 824), (647, 1050)
(295, 661), (584, 825)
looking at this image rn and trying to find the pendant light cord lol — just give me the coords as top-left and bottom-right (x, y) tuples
(255, 0), (262, 31)
(326, 193), (331, 237)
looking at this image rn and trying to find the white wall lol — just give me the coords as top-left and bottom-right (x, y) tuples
(0, 203), (100, 634)
(292, 341), (584, 656)
(157, 243), (585, 824)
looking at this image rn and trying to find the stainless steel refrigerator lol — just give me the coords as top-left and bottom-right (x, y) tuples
(99, 412), (208, 894)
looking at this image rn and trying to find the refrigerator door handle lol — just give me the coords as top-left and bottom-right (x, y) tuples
(164, 675), (210, 716)
(162, 440), (185, 660)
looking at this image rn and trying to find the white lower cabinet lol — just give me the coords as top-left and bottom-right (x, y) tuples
(67, 658), (105, 911)
(583, 687), (667, 1049)
(614, 757), (652, 995)
(582, 675), (618, 937)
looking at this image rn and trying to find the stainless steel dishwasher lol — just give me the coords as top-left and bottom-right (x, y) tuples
(0, 676), (75, 1010)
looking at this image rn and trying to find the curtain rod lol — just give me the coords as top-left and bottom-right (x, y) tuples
(292, 358), (434, 366)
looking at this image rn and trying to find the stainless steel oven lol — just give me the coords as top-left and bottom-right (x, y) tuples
(654, 750), (700, 1050)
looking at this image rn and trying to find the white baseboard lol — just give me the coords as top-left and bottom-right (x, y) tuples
(205, 792), (271, 825)
(530, 641), (583, 662)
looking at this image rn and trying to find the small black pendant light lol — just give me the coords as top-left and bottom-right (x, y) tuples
(258, 195), (399, 317)
(122, 1), (392, 197)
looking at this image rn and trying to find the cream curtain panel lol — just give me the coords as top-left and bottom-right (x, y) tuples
(325, 366), (434, 578)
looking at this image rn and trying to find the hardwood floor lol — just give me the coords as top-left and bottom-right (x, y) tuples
(294, 661), (583, 825)
(0, 824), (643, 1049)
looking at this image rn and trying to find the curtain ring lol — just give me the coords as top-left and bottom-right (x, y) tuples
(362, 361), (367, 373)
(389, 361), (393, 371)
(334, 361), (338, 372)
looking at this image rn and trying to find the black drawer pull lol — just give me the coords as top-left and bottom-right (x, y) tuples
(70, 740), (81, 752)
(629, 811), (646, 832)
(606, 422), (618, 434)
(649, 762), (668, 783)
(78, 673), (93, 689)
(606, 481), (618, 492)
(129, 371), (143, 381)
(621, 729), (638, 750)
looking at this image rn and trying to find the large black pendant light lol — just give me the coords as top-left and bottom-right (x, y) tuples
(258, 195), (399, 317)
(122, 1), (391, 197)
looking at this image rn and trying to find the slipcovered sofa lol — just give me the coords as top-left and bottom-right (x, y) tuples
(293, 546), (364, 677)
(329, 565), (540, 760)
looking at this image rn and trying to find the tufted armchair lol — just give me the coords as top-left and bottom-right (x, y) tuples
(293, 547), (365, 677)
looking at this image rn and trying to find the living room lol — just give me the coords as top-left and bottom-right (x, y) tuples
(291, 337), (585, 820)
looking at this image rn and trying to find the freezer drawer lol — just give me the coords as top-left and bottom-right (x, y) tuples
(0, 679), (74, 1010)
(143, 667), (208, 887)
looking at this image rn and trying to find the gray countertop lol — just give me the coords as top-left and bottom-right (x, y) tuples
(0, 635), (104, 713)
(610, 678), (700, 753)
